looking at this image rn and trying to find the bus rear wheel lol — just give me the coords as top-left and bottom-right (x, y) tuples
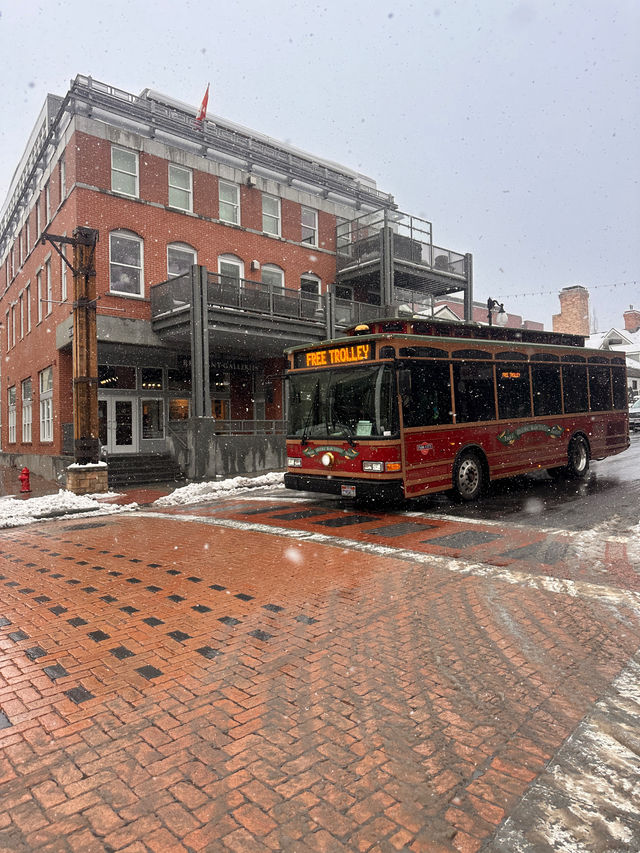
(547, 435), (590, 481)
(452, 451), (485, 502)
(566, 435), (590, 479)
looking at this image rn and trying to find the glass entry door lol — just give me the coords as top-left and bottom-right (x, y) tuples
(98, 397), (138, 453)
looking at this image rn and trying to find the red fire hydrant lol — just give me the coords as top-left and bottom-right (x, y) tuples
(19, 467), (31, 494)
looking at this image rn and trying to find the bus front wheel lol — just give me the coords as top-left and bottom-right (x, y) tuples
(452, 451), (485, 502)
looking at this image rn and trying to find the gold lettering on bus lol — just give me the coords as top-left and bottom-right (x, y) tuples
(305, 344), (370, 368)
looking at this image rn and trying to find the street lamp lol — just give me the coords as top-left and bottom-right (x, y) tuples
(487, 298), (508, 327)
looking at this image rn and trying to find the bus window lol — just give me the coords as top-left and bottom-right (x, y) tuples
(497, 364), (531, 419)
(402, 361), (452, 428)
(531, 363), (562, 416)
(452, 363), (496, 423)
(612, 367), (627, 409)
(589, 366), (612, 411)
(562, 364), (588, 412)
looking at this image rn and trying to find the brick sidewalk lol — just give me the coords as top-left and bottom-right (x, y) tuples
(0, 500), (638, 851)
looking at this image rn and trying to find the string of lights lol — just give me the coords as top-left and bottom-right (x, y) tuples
(499, 280), (638, 301)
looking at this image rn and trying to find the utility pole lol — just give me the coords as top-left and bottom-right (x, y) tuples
(41, 226), (100, 464)
(71, 227), (100, 463)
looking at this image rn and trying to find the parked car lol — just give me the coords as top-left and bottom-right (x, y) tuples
(629, 397), (640, 432)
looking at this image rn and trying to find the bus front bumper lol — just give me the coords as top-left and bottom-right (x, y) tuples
(284, 472), (405, 503)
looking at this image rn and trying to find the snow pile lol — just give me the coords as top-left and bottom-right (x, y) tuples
(154, 472), (284, 506)
(0, 489), (133, 529)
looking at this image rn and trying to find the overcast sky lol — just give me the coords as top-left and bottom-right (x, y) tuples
(0, 0), (638, 331)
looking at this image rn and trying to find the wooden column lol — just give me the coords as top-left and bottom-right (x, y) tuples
(71, 227), (100, 463)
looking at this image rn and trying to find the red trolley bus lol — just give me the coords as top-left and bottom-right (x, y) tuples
(284, 317), (629, 502)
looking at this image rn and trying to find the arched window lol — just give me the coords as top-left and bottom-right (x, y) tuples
(218, 254), (244, 285)
(261, 264), (284, 291)
(167, 242), (197, 279)
(109, 230), (143, 296)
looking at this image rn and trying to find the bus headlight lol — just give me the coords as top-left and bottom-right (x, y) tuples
(321, 452), (335, 467)
(287, 457), (302, 467)
(362, 461), (384, 472)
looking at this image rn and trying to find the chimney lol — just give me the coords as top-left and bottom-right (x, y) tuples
(552, 285), (590, 337)
(623, 305), (640, 334)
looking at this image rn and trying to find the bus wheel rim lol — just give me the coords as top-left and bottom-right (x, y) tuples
(458, 458), (479, 497)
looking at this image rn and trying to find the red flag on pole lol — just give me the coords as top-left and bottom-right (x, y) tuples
(196, 84), (210, 122)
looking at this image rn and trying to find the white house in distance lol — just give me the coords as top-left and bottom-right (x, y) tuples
(587, 307), (640, 401)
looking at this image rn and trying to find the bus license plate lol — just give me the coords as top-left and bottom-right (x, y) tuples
(341, 484), (356, 497)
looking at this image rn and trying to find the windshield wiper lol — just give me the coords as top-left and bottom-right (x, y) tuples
(333, 421), (356, 447)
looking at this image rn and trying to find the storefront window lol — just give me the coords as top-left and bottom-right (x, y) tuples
(142, 400), (164, 439)
(99, 365), (136, 389)
(141, 367), (163, 390)
(169, 398), (190, 420)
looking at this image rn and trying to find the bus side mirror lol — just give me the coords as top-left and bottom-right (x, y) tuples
(398, 369), (411, 397)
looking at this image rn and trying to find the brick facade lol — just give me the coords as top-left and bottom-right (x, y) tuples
(623, 307), (640, 333)
(0, 81), (392, 479)
(552, 285), (590, 337)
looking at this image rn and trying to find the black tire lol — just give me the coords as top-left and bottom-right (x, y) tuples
(452, 451), (485, 502)
(565, 435), (590, 479)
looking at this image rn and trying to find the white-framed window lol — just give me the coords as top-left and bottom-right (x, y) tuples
(218, 254), (244, 285)
(19, 228), (24, 266)
(59, 155), (66, 201)
(35, 197), (41, 236)
(301, 273), (321, 303)
(4, 311), (9, 351)
(45, 182), (51, 224)
(8, 387), (16, 444)
(141, 399), (165, 440)
(219, 181), (240, 224)
(36, 269), (43, 323)
(168, 164), (192, 211)
(109, 231), (144, 296)
(111, 146), (139, 197)
(301, 207), (318, 246)
(262, 194), (281, 236)
(10, 246), (15, 279)
(21, 378), (32, 443)
(39, 366), (53, 443)
(11, 304), (16, 347)
(61, 249), (68, 301)
(45, 259), (52, 316)
(25, 282), (31, 332)
(19, 293), (24, 339)
(261, 264), (284, 291)
(167, 243), (197, 278)
(25, 214), (31, 255)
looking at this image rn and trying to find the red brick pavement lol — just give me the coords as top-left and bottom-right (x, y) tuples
(0, 501), (638, 851)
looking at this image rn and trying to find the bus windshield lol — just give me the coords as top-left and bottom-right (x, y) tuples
(288, 364), (398, 440)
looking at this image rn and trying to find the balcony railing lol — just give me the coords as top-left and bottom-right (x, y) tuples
(212, 419), (286, 435)
(150, 270), (453, 334)
(336, 208), (466, 276)
(206, 273), (325, 322)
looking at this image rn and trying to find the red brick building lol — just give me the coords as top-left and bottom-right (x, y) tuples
(0, 76), (472, 486)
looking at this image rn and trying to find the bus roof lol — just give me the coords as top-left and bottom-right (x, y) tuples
(345, 317), (586, 348)
(285, 317), (587, 356)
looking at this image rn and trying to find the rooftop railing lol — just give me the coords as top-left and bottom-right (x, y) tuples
(336, 208), (466, 276)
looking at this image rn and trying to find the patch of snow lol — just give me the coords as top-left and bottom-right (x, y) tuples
(153, 472), (284, 506)
(0, 489), (132, 529)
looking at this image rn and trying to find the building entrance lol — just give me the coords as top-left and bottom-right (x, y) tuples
(98, 397), (139, 454)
